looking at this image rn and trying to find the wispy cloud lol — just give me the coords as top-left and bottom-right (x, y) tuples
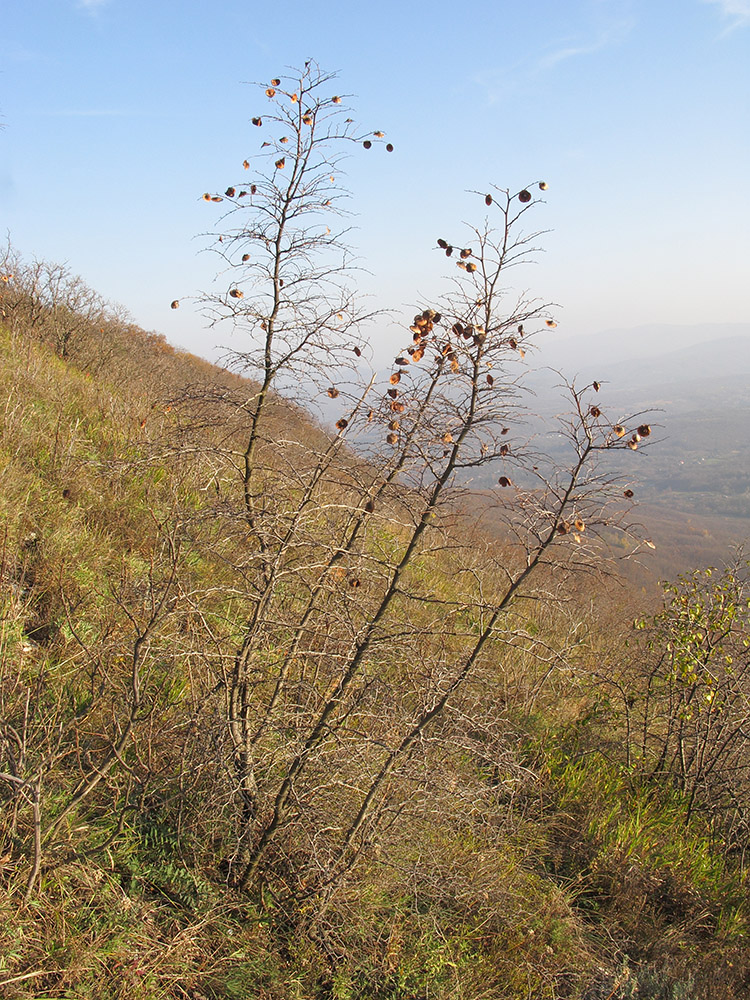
(537, 15), (634, 72)
(477, 14), (634, 105)
(702, 0), (750, 32)
(76, 0), (111, 12)
(536, 35), (615, 72)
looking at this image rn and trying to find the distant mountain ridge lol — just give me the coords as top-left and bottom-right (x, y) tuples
(535, 322), (750, 376)
(522, 322), (750, 521)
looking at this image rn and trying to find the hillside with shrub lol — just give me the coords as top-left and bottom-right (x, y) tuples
(2, 64), (750, 1000)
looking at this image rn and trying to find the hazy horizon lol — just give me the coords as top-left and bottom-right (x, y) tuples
(2, 0), (748, 368)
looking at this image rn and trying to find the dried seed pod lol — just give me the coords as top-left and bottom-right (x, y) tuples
(442, 432), (453, 443)
(332, 95), (342, 104)
(211, 196), (223, 202)
(271, 78), (281, 86)
(391, 401), (405, 413)
(556, 521), (570, 535)
(546, 319), (557, 327)
(465, 262), (477, 273)
(485, 194), (493, 206)
(412, 348), (424, 362)
(353, 346), (362, 357)
(250, 184), (257, 194)
(387, 388), (399, 399)
(336, 418), (348, 430)
(275, 157), (286, 169)
(389, 372), (401, 385)
(327, 387), (340, 398)
(225, 186), (236, 197)
(637, 424), (651, 437)
(589, 406), (601, 418)
(290, 93), (298, 103)
(202, 193), (211, 201)
(499, 443), (510, 457)
(388, 419), (400, 430)
(265, 88), (276, 97)
(574, 517), (585, 532)
(623, 488), (634, 498)
(486, 374), (494, 386)
(627, 438), (638, 450)
(460, 248), (472, 259)
(445, 246), (454, 257)
(170, 300), (179, 309)
(518, 189), (532, 203)
(593, 381), (600, 392)
(243, 160), (250, 169)
(539, 181), (548, 190)
(437, 238), (448, 248)
(509, 337), (518, 350)
(386, 143), (394, 152)
(302, 114), (313, 125)
(363, 140), (372, 149)
(229, 288), (244, 298)
(386, 432), (398, 444)
(498, 476), (512, 487)
(241, 253), (251, 262)
(613, 424), (626, 438)
(395, 356), (409, 365)
(364, 499), (375, 512)
(252, 117), (262, 126)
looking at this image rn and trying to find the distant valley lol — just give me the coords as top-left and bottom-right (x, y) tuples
(525, 322), (750, 523)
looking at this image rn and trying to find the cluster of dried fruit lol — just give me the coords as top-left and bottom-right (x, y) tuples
(436, 238), (472, 263)
(483, 181), (547, 209)
(381, 309), (444, 445)
(612, 422), (651, 449)
(362, 130), (394, 152)
(555, 514), (587, 542)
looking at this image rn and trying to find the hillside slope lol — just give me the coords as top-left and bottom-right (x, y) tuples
(1, 273), (749, 999)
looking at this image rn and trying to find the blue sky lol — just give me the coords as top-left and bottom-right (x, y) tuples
(1, 0), (748, 364)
